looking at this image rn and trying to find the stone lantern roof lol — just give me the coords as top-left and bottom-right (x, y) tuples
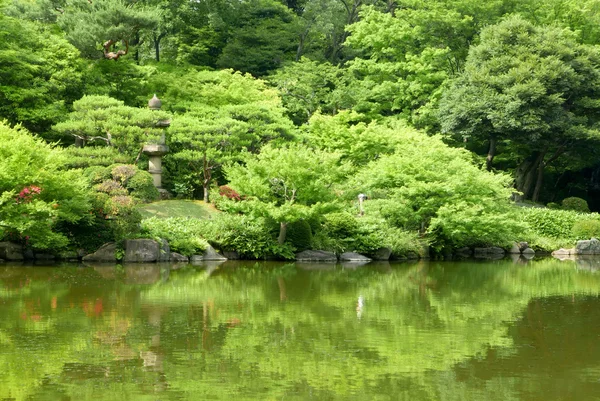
(148, 94), (162, 110)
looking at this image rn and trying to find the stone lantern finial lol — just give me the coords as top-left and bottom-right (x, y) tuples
(148, 94), (162, 110)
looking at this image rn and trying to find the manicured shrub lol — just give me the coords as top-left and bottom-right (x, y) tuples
(111, 164), (137, 185)
(562, 197), (589, 213)
(286, 220), (313, 251)
(546, 202), (561, 210)
(127, 171), (159, 202)
(572, 219), (600, 240)
(95, 180), (128, 196)
(141, 217), (209, 256)
(207, 214), (294, 259)
(83, 166), (111, 184)
(520, 208), (582, 240)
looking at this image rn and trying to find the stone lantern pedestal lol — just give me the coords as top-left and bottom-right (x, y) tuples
(144, 94), (170, 199)
(143, 143), (168, 188)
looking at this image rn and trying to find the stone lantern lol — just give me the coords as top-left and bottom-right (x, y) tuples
(143, 95), (170, 194)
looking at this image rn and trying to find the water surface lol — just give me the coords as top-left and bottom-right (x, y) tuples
(1, 258), (600, 400)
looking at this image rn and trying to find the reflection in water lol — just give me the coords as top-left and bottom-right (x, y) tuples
(0, 258), (600, 400)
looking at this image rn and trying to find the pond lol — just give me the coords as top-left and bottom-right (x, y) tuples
(1, 257), (600, 400)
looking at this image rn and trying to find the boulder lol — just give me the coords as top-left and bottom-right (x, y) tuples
(170, 252), (189, 263)
(295, 250), (337, 262)
(23, 248), (34, 260)
(223, 251), (240, 260)
(552, 248), (575, 257)
(372, 247), (392, 261)
(340, 252), (371, 262)
(158, 239), (170, 262)
(575, 238), (600, 255)
(83, 243), (117, 262)
(34, 253), (55, 261)
(522, 248), (535, 256)
(191, 245), (227, 262)
(455, 247), (473, 257)
(518, 242), (529, 252)
(0, 242), (24, 261)
(124, 239), (160, 263)
(474, 247), (505, 257)
(508, 243), (521, 254)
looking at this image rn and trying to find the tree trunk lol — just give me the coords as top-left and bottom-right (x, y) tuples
(531, 159), (546, 203)
(202, 155), (211, 203)
(514, 151), (545, 201)
(486, 135), (497, 171)
(278, 222), (288, 245)
(154, 35), (160, 62)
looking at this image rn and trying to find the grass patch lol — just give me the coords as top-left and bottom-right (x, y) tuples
(137, 200), (218, 220)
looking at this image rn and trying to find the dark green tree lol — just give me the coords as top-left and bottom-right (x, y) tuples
(439, 16), (600, 201)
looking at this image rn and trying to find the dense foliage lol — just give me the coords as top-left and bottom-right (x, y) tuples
(2, 0), (600, 255)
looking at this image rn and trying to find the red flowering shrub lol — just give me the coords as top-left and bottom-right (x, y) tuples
(16, 185), (42, 203)
(219, 185), (241, 201)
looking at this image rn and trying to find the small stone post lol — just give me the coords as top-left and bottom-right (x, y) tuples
(358, 193), (367, 216)
(143, 95), (170, 197)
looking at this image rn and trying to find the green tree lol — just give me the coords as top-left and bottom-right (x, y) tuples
(268, 57), (351, 125)
(52, 95), (170, 156)
(225, 143), (348, 244)
(0, 123), (91, 249)
(56, 0), (159, 60)
(439, 16), (600, 202)
(352, 121), (523, 250)
(152, 69), (295, 200)
(0, 14), (85, 134)
(216, 0), (300, 76)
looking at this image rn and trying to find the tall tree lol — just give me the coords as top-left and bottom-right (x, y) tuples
(226, 143), (347, 244)
(439, 16), (600, 201)
(0, 14), (85, 134)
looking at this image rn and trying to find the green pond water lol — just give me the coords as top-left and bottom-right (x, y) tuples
(1, 257), (600, 400)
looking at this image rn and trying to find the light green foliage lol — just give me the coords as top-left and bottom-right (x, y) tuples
(225, 143), (348, 243)
(353, 122), (523, 249)
(0, 14), (85, 134)
(140, 217), (209, 256)
(572, 219), (600, 240)
(53, 95), (170, 156)
(344, 5), (472, 127)
(61, 147), (130, 169)
(562, 196), (590, 212)
(268, 58), (351, 125)
(312, 212), (423, 256)
(207, 214), (294, 259)
(303, 112), (403, 165)
(519, 207), (583, 240)
(0, 123), (91, 249)
(158, 69), (295, 200)
(126, 171), (159, 203)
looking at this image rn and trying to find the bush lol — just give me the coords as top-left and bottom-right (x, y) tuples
(520, 208), (582, 240)
(127, 171), (159, 202)
(62, 146), (130, 169)
(83, 166), (111, 184)
(111, 164), (137, 185)
(141, 217), (209, 256)
(562, 197), (589, 213)
(207, 214), (294, 259)
(286, 220), (313, 251)
(95, 180), (128, 196)
(219, 185), (241, 201)
(546, 202), (561, 210)
(572, 219), (600, 240)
